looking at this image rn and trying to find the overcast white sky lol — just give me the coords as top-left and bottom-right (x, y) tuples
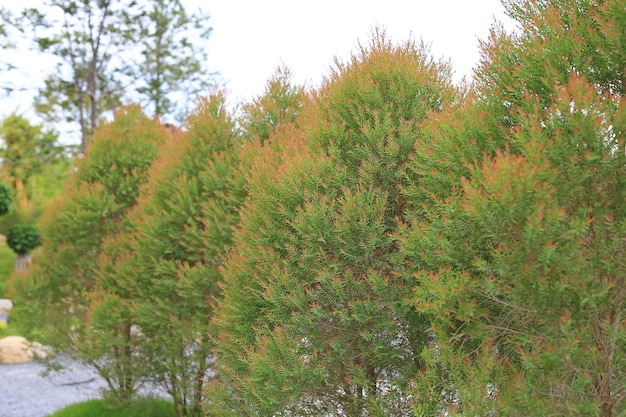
(207, 0), (515, 102)
(0, 0), (516, 140)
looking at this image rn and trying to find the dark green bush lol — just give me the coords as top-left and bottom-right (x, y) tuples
(0, 182), (12, 216)
(6, 223), (41, 255)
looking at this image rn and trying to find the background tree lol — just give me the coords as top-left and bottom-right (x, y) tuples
(124, 0), (213, 122)
(20, 0), (127, 154)
(9, 105), (169, 401)
(0, 114), (66, 215)
(0, 8), (6, 39)
(209, 31), (453, 416)
(0, 8), (21, 98)
(9, 0), (214, 153)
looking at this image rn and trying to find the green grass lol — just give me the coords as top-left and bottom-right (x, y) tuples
(46, 398), (176, 417)
(0, 317), (24, 337)
(0, 234), (16, 297)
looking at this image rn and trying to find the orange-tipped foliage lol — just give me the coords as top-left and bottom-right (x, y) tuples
(210, 29), (454, 416)
(9, 105), (169, 401)
(401, 1), (626, 415)
(93, 91), (242, 416)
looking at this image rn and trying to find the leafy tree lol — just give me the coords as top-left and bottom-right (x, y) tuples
(0, 114), (66, 215)
(0, 209), (26, 239)
(26, 156), (76, 221)
(9, 105), (169, 401)
(124, 0), (213, 122)
(6, 223), (40, 271)
(209, 31), (453, 416)
(0, 8), (19, 97)
(0, 8), (6, 38)
(9, 0), (213, 153)
(401, 0), (626, 415)
(19, 0), (127, 154)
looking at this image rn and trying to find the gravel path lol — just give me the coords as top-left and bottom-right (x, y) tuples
(0, 358), (107, 417)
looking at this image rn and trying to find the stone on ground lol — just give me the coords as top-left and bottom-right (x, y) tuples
(0, 299), (13, 311)
(0, 336), (34, 364)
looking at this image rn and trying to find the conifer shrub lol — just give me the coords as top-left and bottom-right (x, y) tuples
(0, 208), (28, 236)
(96, 76), (304, 417)
(9, 105), (169, 403)
(239, 65), (305, 142)
(209, 30), (454, 417)
(401, 1), (626, 415)
(95, 92), (241, 417)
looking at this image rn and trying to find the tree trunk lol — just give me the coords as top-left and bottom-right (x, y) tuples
(13, 178), (30, 214)
(14, 253), (32, 272)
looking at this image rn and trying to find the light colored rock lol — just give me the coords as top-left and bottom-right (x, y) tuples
(31, 342), (53, 359)
(0, 336), (34, 364)
(0, 299), (13, 311)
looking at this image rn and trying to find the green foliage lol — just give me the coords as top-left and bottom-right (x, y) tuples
(476, 0), (626, 127)
(6, 223), (40, 255)
(0, 8), (8, 39)
(1, 3), (621, 416)
(0, 114), (66, 217)
(96, 91), (243, 417)
(0, 208), (27, 236)
(10, 105), (169, 403)
(401, 0), (626, 415)
(46, 397), (175, 417)
(0, 8), (18, 94)
(209, 30), (454, 416)
(7, 0), (213, 151)
(0, 235), (16, 296)
(239, 65), (305, 142)
(26, 155), (75, 221)
(125, 0), (213, 122)
(0, 181), (11, 215)
(0, 114), (63, 179)
(500, 0), (626, 94)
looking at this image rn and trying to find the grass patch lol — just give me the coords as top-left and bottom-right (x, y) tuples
(0, 234), (16, 297)
(0, 323), (23, 337)
(46, 397), (176, 417)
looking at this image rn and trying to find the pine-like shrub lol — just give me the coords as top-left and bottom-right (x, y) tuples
(209, 30), (454, 416)
(95, 91), (242, 417)
(9, 105), (169, 403)
(96, 78), (305, 417)
(401, 1), (626, 415)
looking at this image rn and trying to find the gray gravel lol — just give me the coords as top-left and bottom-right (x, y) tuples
(0, 358), (107, 417)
